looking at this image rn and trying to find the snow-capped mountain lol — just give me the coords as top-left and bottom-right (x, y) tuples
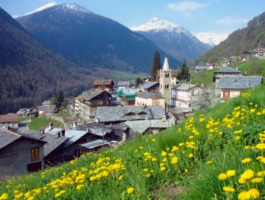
(193, 32), (229, 47)
(23, 2), (57, 16)
(16, 4), (181, 73)
(130, 18), (211, 62)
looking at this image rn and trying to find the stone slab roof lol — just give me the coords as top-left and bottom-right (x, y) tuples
(95, 106), (165, 123)
(216, 76), (263, 89)
(79, 140), (110, 149)
(172, 83), (201, 91)
(136, 92), (165, 99)
(93, 80), (114, 86)
(76, 89), (111, 101)
(138, 82), (159, 90)
(117, 81), (131, 87)
(125, 118), (175, 133)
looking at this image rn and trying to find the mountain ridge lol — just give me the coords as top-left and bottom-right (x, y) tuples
(130, 18), (211, 62)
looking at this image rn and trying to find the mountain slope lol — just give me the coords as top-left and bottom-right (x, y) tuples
(16, 4), (181, 73)
(199, 11), (265, 63)
(0, 7), (94, 114)
(130, 18), (211, 63)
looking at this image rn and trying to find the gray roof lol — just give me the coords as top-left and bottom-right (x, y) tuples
(136, 92), (165, 99)
(117, 81), (131, 87)
(216, 76), (263, 89)
(76, 89), (111, 101)
(0, 128), (46, 150)
(76, 123), (112, 137)
(44, 127), (88, 148)
(172, 83), (200, 90)
(138, 82), (159, 90)
(38, 105), (56, 113)
(95, 106), (165, 123)
(214, 67), (241, 73)
(42, 100), (51, 106)
(24, 130), (68, 157)
(79, 140), (110, 149)
(125, 118), (175, 133)
(195, 66), (208, 70)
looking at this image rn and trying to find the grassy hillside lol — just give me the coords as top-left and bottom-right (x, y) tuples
(191, 59), (265, 87)
(1, 84), (265, 199)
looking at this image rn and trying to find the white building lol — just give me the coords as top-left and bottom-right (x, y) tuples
(171, 83), (202, 108)
(216, 76), (263, 99)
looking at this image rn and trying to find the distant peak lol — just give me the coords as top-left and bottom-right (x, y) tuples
(130, 18), (187, 33)
(23, 2), (57, 16)
(61, 3), (92, 14)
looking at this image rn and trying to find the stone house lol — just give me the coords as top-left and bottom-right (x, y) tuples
(135, 92), (166, 110)
(0, 128), (46, 179)
(216, 76), (263, 99)
(138, 82), (159, 93)
(213, 67), (242, 85)
(0, 114), (19, 129)
(74, 89), (112, 120)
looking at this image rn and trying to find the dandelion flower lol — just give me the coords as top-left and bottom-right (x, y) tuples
(251, 178), (262, 183)
(76, 185), (84, 190)
(223, 186), (235, 192)
(207, 161), (213, 164)
(188, 153), (193, 158)
(160, 167), (166, 171)
(238, 191), (250, 200)
(248, 189), (260, 199)
(127, 187), (134, 194)
(226, 170), (236, 177)
(146, 174), (151, 177)
(152, 158), (157, 162)
(242, 158), (252, 164)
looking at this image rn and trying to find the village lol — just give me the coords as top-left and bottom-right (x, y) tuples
(0, 48), (264, 180)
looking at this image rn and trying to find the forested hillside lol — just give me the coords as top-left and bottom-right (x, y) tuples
(0, 7), (94, 114)
(199, 11), (265, 63)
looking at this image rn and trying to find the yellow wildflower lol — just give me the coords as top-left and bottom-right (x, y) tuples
(248, 189), (260, 199)
(127, 187), (134, 194)
(218, 173), (227, 180)
(223, 186), (235, 192)
(238, 191), (250, 200)
(242, 158), (252, 164)
(226, 170), (236, 177)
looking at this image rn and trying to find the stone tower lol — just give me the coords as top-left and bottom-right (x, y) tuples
(159, 56), (172, 106)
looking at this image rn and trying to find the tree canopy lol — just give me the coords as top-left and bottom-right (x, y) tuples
(178, 59), (189, 81)
(150, 51), (161, 80)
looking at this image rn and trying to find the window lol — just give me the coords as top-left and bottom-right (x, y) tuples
(165, 74), (169, 78)
(165, 85), (169, 89)
(31, 148), (39, 161)
(223, 91), (230, 98)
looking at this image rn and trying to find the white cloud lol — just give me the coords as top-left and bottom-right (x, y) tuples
(167, 1), (209, 12)
(215, 15), (248, 25)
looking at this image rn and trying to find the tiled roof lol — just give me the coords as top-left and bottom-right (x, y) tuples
(95, 105), (165, 123)
(76, 89), (111, 101)
(138, 82), (159, 90)
(0, 114), (18, 123)
(214, 67), (241, 73)
(125, 118), (175, 133)
(79, 140), (110, 149)
(93, 79), (114, 86)
(136, 92), (165, 99)
(216, 76), (263, 89)
(0, 128), (46, 150)
(76, 123), (112, 136)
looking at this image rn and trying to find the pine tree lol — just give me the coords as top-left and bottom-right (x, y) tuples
(150, 51), (161, 80)
(51, 95), (58, 106)
(57, 90), (64, 107)
(135, 77), (142, 87)
(178, 59), (189, 81)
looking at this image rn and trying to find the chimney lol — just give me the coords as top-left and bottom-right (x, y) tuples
(201, 83), (204, 88)
(86, 128), (89, 132)
(245, 71), (247, 75)
(109, 123), (113, 129)
(237, 75), (240, 81)
(162, 114), (167, 122)
(42, 129), (45, 135)
(73, 122), (77, 128)
(49, 123), (53, 131)
(57, 132), (61, 138)
(247, 80), (250, 87)
(121, 109), (124, 117)
(61, 130), (65, 137)
(236, 66), (238, 70)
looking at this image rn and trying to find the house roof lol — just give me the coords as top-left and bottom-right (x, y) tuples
(136, 92), (165, 99)
(195, 66), (208, 70)
(216, 76), (263, 89)
(214, 67), (241, 73)
(76, 123), (112, 137)
(0, 114), (18, 123)
(93, 79), (114, 86)
(24, 130), (68, 157)
(79, 140), (110, 149)
(44, 127), (88, 148)
(42, 100), (51, 105)
(172, 83), (201, 91)
(117, 81), (131, 87)
(125, 118), (175, 133)
(38, 105), (56, 113)
(138, 82), (159, 90)
(0, 128), (46, 150)
(95, 105), (165, 123)
(76, 89), (111, 101)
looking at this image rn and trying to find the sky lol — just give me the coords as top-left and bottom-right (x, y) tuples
(1, 0), (264, 34)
